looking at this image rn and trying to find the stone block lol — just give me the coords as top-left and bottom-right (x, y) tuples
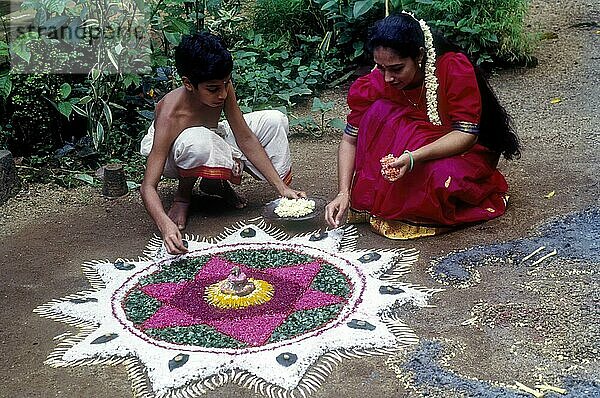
(0, 150), (21, 205)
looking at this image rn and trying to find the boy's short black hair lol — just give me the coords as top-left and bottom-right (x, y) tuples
(175, 31), (233, 87)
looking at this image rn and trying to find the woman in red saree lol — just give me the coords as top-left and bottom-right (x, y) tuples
(325, 13), (520, 239)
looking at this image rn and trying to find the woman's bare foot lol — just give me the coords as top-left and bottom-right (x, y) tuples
(199, 179), (248, 209)
(168, 200), (190, 230)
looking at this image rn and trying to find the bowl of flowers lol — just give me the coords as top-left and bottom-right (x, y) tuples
(262, 196), (327, 222)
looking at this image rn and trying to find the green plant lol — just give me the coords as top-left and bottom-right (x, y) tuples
(231, 32), (343, 112)
(290, 97), (345, 138)
(7, 74), (69, 154)
(0, 69), (10, 105)
(311, 0), (385, 62)
(71, 67), (118, 149)
(403, 0), (534, 65)
(205, 7), (248, 44)
(253, 0), (320, 41)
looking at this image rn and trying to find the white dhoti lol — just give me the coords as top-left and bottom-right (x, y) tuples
(140, 110), (292, 185)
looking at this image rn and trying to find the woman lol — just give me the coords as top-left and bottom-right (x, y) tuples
(325, 13), (520, 239)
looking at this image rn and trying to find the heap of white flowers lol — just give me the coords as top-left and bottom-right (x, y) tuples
(274, 197), (316, 218)
(403, 11), (441, 125)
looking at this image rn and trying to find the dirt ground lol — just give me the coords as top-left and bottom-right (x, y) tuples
(1, 0), (599, 397)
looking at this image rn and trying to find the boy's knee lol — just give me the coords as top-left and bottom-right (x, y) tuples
(174, 128), (219, 161)
(263, 109), (289, 132)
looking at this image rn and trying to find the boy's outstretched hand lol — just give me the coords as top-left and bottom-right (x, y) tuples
(279, 186), (307, 199)
(161, 220), (189, 255)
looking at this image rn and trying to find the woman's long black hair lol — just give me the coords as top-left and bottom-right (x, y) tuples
(368, 14), (521, 160)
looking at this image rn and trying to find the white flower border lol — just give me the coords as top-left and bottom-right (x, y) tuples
(402, 11), (441, 125)
(34, 221), (442, 398)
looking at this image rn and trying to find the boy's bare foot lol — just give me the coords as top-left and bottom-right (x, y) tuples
(199, 179), (248, 209)
(168, 200), (190, 230)
(169, 176), (197, 230)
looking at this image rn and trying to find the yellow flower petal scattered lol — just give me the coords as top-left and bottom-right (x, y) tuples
(515, 381), (545, 398)
(550, 98), (562, 104)
(545, 191), (555, 198)
(444, 176), (452, 188)
(205, 279), (274, 309)
(535, 383), (567, 394)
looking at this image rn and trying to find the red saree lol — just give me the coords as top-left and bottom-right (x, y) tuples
(347, 52), (508, 233)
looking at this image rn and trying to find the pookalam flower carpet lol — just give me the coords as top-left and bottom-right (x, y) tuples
(35, 220), (439, 398)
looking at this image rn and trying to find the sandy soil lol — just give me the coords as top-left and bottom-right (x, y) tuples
(1, 0), (598, 397)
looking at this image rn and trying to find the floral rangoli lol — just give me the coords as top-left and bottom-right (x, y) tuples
(35, 221), (439, 398)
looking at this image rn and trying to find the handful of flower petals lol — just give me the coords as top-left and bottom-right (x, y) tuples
(380, 154), (401, 182)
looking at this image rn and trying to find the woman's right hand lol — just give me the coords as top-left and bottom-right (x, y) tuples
(325, 192), (351, 228)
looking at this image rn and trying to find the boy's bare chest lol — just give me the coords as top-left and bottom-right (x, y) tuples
(184, 107), (223, 130)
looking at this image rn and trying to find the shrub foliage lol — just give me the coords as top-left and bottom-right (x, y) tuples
(0, 0), (533, 185)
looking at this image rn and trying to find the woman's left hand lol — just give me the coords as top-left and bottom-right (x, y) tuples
(381, 153), (411, 182)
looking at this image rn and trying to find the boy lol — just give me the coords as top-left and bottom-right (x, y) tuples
(140, 32), (305, 254)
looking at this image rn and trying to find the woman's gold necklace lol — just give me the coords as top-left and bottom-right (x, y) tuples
(402, 82), (425, 108)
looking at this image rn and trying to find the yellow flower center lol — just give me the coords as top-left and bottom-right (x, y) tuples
(205, 279), (274, 309)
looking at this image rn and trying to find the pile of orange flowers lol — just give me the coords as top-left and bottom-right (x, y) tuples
(380, 154), (401, 181)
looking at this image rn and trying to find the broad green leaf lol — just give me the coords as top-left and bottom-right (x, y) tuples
(311, 97), (325, 112)
(94, 123), (105, 148)
(169, 18), (191, 34)
(132, 0), (146, 11)
(91, 68), (101, 81)
(275, 93), (292, 103)
(328, 117), (346, 130)
(71, 104), (87, 116)
(353, 0), (374, 19)
(123, 73), (141, 89)
(389, 0), (403, 10)
(11, 41), (31, 63)
(126, 181), (141, 190)
(102, 101), (113, 126)
(274, 106), (288, 115)
(78, 95), (92, 104)
(0, 74), (12, 100)
(57, 102), (72, 118)
(0, 41), (8, 58)
(74, 173), (95, 185)
(107, 49), (119, 71)
(291, 87), (312, 96)
(352, 41), (364, 59)
(320, 0), (337, 10)
(164, 31), (181, 46)
(59, 83), (71, 99)
(138, 110), (155, 119)
(109, 102), (127, 110)
(80, 19), (99, 28)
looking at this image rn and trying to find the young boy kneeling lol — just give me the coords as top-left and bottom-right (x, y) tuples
(140, 32), (305, 254)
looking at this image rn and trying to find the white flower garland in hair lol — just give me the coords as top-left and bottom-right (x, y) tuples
(402, 11), (441, 125)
